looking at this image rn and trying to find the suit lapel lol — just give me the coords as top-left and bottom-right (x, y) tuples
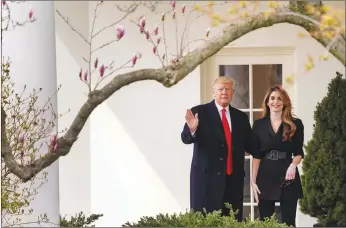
(207, 101), (226, 143)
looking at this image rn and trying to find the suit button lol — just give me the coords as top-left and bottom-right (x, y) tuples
(218, 172), (221, 175)
(220, 158), (223, 161)
(221, 144), (224, 147)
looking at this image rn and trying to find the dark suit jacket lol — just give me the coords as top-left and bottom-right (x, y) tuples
(251, 116), (304, 200)
(181, 101), (252, 213)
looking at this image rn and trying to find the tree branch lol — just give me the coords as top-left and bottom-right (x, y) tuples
(55, 9), (90, 45)
(3, 9), (345, 182)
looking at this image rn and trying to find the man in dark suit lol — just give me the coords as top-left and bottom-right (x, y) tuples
(181, 76), (252, 221)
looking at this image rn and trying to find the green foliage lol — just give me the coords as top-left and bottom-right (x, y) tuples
(288, 0), (324, 17)
(300, 72), (346, 227)
(123, 207), (288, 227)
(59, 212), (103, 227)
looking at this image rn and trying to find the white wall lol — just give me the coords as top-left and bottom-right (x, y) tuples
(54, 0), (93, 218)
(2, 1), (59, 226)
(55, 1), (345, 227)
(87, 2), (201, 226)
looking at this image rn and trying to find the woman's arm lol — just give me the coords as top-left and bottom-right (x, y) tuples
(250, 120), (262, 182)
(292, 118), (305, 165)
(252, 158), (261, 183)
(292, 155), (302, 166)
(251, 158), (261, 203)
(250, 120), (262, 203)
(285, 118), (305, 179)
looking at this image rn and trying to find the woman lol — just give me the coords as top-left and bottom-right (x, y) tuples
(251, 85), (304, 227)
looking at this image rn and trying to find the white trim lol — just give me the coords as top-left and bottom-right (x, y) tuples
(215, 46), (296, 56)
(200, 47), (295, 104)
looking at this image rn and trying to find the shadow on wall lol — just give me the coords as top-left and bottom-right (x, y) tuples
(104, 79), (194, 211)
(54, 1), (89, 68)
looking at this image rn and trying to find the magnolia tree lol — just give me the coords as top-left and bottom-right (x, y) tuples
(1, 0), (345, 186)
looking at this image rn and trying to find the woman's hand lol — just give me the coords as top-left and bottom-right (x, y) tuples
(285, 163), (297, 180)
(251, 181), (261, 203)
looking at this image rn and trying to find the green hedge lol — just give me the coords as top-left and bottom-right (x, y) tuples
(60, 212), (103, 227)
(123, 209), (288, 227)
(60, 207), (288, 227)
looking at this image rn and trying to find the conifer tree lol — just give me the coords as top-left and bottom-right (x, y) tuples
(300, 72), (346, 227)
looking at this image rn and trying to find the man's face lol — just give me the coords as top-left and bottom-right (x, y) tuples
(213, 82), (234, 107)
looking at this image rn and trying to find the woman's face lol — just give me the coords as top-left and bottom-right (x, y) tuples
(267, 90), (284, 113)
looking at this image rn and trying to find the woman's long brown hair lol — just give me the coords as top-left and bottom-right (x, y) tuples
(262, 85), (296, 141)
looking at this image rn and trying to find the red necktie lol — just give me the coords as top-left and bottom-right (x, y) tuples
(221, 109), (233, 175)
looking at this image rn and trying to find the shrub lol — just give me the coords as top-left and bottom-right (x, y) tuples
(1, 59), (50, 227)
(123, 206), (288, 227)
(299, 72), (346, 227)
(59, 212), (103, 227)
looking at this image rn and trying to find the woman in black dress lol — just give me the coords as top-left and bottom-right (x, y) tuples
(251, 85), (304, 227)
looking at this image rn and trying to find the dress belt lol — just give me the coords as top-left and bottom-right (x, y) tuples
(264, 150), (286, 160)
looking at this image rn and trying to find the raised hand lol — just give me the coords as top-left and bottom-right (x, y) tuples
(185, 109), (199, 133)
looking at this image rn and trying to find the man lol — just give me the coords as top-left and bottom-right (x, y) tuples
(181, 76), (253, 221)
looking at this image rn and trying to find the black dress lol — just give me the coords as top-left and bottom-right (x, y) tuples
(251, 116), (304, 201)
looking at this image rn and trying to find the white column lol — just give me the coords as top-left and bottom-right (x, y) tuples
(2, 1), (59, 227)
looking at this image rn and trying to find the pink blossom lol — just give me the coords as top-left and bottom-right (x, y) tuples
(182, 4), (186, 13)
(145, 31), (150, 40)
(79, 68), (82, 79)
(29, 10), (33, 20)
(116, 25), (125, 40)
(84, 70), (88, 81)
(132, 54), (137, 66)
(153, 26), (158, 36)
(157, 37), (161, 44)
(50, 134), (57, 147)
(94, 58), (98, 68)
(153, 46), (157, 54)
(171, 1), (176, 8)
(140, 26), (144, 33)
(2, 0), (6, 6)
(53, 143), (58, 153)
(99, 64), (105, 77)
(139, 16), (146, 28)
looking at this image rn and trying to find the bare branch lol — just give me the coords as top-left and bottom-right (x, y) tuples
(92, 2), (140, 38)
(55, 9), (90, 45)
(91, 39), (117, 54)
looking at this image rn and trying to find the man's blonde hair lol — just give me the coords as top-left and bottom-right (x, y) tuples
(213, 76), (236, 90)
